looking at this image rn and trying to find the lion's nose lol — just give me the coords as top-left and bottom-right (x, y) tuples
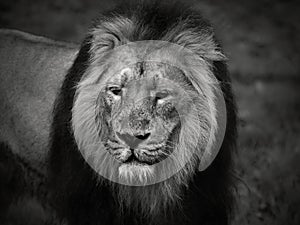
(116, 132), (151, 149)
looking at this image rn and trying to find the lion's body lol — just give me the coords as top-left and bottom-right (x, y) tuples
(0, 1), (237, 225)
(0, 29), (77, 172)
(0, 29), (78, 223)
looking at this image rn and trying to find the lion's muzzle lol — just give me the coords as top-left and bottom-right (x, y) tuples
(113, 130), (166, 164)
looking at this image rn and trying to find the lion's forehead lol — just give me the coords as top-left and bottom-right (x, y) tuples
(108, 61), (187, 88)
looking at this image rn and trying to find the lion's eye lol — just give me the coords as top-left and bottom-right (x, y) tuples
(155, 91), (169, 100)
(108, 86), (122, 96)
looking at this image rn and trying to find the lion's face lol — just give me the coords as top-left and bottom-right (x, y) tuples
(102, 63), (188, 163)
(98, 62), (199, 180)
(72, 40), (226, 188)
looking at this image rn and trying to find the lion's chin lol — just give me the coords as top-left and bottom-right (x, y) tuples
(118, 162), (154, 185)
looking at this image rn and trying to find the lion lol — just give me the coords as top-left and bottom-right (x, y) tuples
(0, 1), (237, 225)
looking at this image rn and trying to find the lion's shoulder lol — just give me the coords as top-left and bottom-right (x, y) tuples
(0, 29), (78, 171)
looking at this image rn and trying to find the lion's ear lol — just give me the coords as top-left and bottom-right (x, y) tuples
(198, 84), (227, 171)
(90, 17), (133, 57)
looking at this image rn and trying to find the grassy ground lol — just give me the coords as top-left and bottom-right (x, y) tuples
(0, 0), (299, 224)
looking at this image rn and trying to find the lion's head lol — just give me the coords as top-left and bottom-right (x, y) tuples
(71, 35), (227, 217)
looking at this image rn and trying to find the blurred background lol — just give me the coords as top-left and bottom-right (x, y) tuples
(0, 0), (299, 224)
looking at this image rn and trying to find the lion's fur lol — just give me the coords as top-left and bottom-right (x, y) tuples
(48, 1), (237, 225)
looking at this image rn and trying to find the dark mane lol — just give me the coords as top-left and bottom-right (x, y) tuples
(48, 1), (237, 225)
(92, 0), (212, 42)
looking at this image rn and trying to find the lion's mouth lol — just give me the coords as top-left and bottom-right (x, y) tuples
(124, 147), (168, 165)
(123, 153), (150, 165)
(106, 139), (169, 165)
